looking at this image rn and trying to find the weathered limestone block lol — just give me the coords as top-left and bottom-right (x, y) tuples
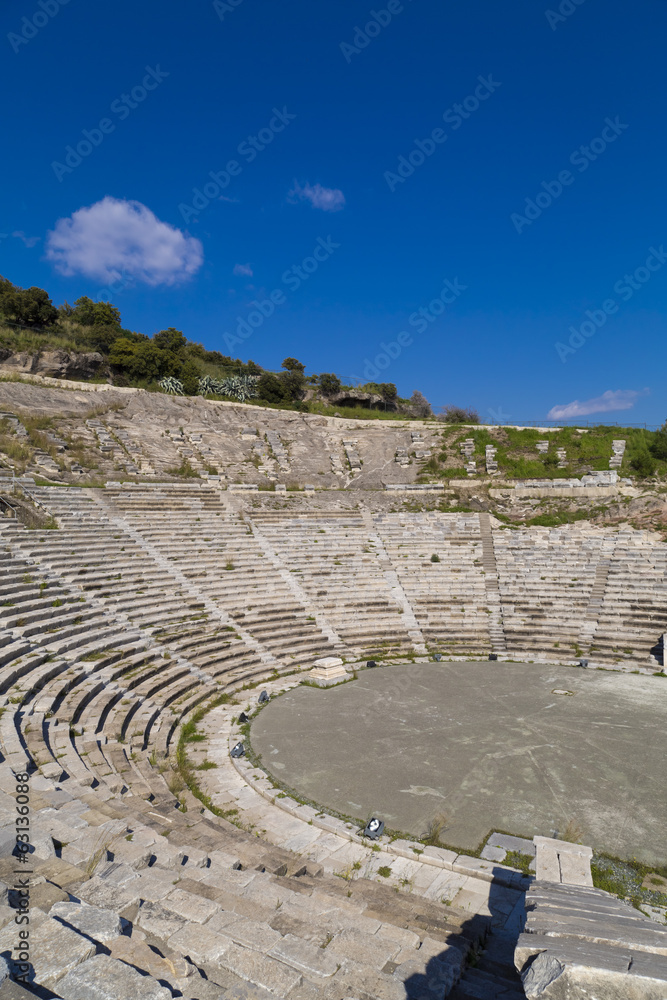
(0, 916), (95, 989)
(520, 946), (667, 999)
(50, 901), (122, 943)
(57, 954), (172, 1000)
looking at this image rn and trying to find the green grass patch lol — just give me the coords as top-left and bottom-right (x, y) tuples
(165, 459), (199, 479)
(592, 852), (667, 910)
(504, 850), (534, 875)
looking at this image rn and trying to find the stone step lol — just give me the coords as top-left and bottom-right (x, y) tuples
(450, 965), (526, 999)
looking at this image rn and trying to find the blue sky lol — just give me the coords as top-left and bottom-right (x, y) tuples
(1, 0), (665, 424)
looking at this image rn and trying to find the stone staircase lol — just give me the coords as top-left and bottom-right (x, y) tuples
(515, 836), (667, 998)
(478, 513), (506, 655)
(0, 760), (504, 999)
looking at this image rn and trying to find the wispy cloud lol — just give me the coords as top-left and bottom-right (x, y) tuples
(233, 263), (253, 277)
(547, 388), (649, 421)
(12, 231), (40, 248)
(289, 181), (345, 212)
(45, 196), (203, 286)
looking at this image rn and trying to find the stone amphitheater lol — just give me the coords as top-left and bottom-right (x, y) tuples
(0, 379), (666, 999)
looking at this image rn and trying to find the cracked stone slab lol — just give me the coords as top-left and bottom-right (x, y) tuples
(57, 954), (172, 1000)
(161, 887), (220, 923)
(268, 932), (339, 979)
(50, 901), (122, 942)
(217, 939), (304, 997)
(0, 915), (95, 989)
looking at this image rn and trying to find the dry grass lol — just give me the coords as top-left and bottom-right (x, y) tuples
(560, 819), (584, 844)
(422, 812), (449, 846)
(85, 838), (113, 877)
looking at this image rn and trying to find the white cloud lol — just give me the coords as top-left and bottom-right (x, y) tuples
(45, 196), (203, 286)
(289, 181), (345, 212)
(233, 263), (253, 277)
(547, 389), (649, 421)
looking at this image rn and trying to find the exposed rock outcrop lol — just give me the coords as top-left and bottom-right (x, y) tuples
(0, 349), (106, 380)
(328, 388), (398, 411)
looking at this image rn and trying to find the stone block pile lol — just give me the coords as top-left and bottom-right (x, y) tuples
(251, 436), (274, 477)
(485, 444), (498, 474)
(108, 426), (141, 474)
(329, 450), (345, 474)
(266, 430), (289, 472)
(459, 438), (476, 476)
(610, 439), (626, 469)
(86, 419), (116, 457)
(411, 430), (431, 460)
(31, 449), (61, 479)
(343, 438), (362, 471)
(513, 471), (618, 490)
(384, 483), (443, 491)
(0, 412), (27, 437)
(536, 440), (549, 454)
(580, 470), (618, 486)
(45, 431), (67, 453)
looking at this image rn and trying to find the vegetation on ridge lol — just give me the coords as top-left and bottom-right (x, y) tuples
(0, 276), (444, 417)
(416, 423), (667, 482)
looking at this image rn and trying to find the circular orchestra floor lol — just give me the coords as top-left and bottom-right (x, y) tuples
(250, 661), (666, 864)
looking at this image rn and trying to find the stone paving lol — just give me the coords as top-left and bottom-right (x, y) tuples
(248, 662), (667, 865)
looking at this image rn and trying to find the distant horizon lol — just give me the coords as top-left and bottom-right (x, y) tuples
(1, 0), (665, 424)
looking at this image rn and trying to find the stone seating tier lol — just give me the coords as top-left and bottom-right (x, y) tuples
(0, 756), (519, 1000)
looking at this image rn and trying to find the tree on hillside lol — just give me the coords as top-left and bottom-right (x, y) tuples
(280, 357), (307, 401)
(630, 446), (656, 477)
(410, 390), (432, 418)
(256, 372), (288, 403)
(650, 420), (667, 460)
(362, 382), (398, 402)
(153, 327), (187, 354)
(86, 324), (124, 353)
(0, 277), (58, 328)
(179, 359), (201, 396)
(439, 405), (480, 424)
(71, 296), (121, 329)
(318, 373), (342, 396)
(108, 339), (168, 381)
(281, 357), (305, 373)
(629, 436), (656, 478)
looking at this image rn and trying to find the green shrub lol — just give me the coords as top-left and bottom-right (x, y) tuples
(70, 296), (121, 329)
(440, 406), (479, 424)
(165, 459), (198, 478)
(318, 373), (342, 396)
(629, 443), (656, 477)
(0, 277), (58, 327)
(650, 420), (667, 460)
